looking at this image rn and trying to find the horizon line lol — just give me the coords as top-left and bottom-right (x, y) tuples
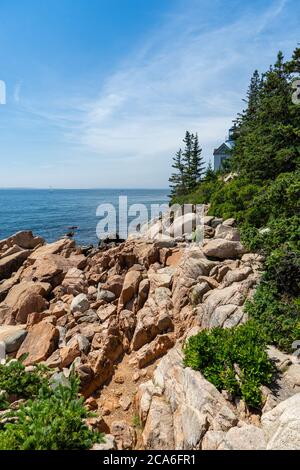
(0, 187), (169, 191)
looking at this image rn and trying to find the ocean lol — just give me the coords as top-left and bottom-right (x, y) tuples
(0, 189), (169, 246)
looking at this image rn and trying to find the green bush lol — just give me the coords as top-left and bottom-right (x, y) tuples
(0, 360), (48, 401)
(254, 172), (300, 221)
(265, 248), (300, 296)
(245, 283), (300, 352)
(0, 392), (9, 411)
(0, 374), (104, 450)
(208, 172), (300, 229)
(240, 216), (300, 254)
(172, 176), (222, 206)
(183, 321), (274, 408)
(208, 178), (263, 222)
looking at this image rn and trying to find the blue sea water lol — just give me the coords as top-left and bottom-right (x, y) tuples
(0, 189), (169, 246)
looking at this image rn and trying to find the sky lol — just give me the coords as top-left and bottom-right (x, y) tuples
(0, 0), (299, 189)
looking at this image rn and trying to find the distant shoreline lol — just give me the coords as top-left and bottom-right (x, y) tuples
(0, 187), (169, 191)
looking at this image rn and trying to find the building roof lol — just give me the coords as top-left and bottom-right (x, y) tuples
(213, 142), (232, 155)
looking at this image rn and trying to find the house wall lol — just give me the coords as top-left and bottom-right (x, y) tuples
(214, 153), (229, 171)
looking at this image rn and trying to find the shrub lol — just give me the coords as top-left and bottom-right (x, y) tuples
(0, 391), (9, 411)
(183, 321), (274, 408)
(245, 283), (300, 352)
(208, 178), (263, 222)
(265, 248), (300, 296)
(0, 360), (48, 400)
(172, 177), (222, 206)
(0, 374), (104, 450)
(254, 171), (300, 221)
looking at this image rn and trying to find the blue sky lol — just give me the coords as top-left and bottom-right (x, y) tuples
(0, 0), (299, 188)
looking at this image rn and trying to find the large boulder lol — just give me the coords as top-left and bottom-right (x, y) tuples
(62, 268), (87, 295)
(138, 347), (238, 450)
(70, 294), (90, 314)
(214, 224), (240, 241)
(142, 397), (175, 450)
(262, 393), (300, 449)
(111, 421), (136, 450)
(203, 239), (246, 260)
(84, 318), (124, 396)
(0, 250), (31, 279)
(0, 269), (23, 302)
(132, 242), (159, 268)
(218, 425), (266, 450)
(16, 322), (59, 365)
(102, 275), (124, 298)
(172, 248), (214, 316)
(148, 267), (174, 291)
(118, 270), (142, 312)
(0, 325), (27, 353)
(28, 238), (75, 262)
(222, 266), (253, 287)
(130, 334), (175, 369)
(0, 231), (44, 251)
(132, 287), (173, 351)
(196, 281), (252, 329)
(1, 281), (49, 324)
(21, 253), (86, 287)
(168, 212), (197, 239)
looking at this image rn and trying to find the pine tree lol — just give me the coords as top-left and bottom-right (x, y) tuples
(190, 133), (205, 189)
(246, 70), (262, 119)
(169, 131), (206, 197)
(232, 50), (300, 181)
(286, 46), (300, 73)
(182, 131), (194, 191)
(205, 160), (216, 181)
(236, 70), (262, 129)
(169, 149), (185, 197)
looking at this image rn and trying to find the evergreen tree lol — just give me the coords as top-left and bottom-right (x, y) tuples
(169, 132), (206, 197)
(235, 70), (262, 130)
(169, 149), (185, 197)
(246, 70), (262, 119)
(286, 46), (300, 73)
(182, 131), (194, 191)
(205, 160), (214, 179)
(190, 133), (205, 189)
(232, 50), (300, 181)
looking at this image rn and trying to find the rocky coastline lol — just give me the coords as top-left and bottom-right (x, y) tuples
(0, 212), (300, 450)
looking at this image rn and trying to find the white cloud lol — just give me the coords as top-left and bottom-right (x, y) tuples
(69, 0), (290, 168)
(15, 0), (295, 187)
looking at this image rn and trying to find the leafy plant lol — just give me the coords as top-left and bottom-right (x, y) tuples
(0, 374), (104, 450)
(183, 321), (274, 408)
(0, 360), (49, 400)
(265, 248), (300, 296)
(0, 391), (9, 411)
(240, 216), (300, 254)
(245, 283), (300, 352)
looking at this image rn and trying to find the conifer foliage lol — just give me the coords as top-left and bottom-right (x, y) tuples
(169, 131), (205, 197)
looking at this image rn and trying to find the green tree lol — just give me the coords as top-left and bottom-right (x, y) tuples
(182, 131), (194, 191)
(169, 149), (185, 198)
(205, 160), (215, 181)
(232, 51), (300, 181)
(190, 133), (205, 189)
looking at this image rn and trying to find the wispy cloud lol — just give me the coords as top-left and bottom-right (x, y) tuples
(68, 0), (290, 164)
(15, 0), (295, 186)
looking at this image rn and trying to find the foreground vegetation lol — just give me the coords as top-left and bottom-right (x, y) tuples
(184, 321), (274, 408)
(0, 360), (103, 450)
(177, 47), (300, 407)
